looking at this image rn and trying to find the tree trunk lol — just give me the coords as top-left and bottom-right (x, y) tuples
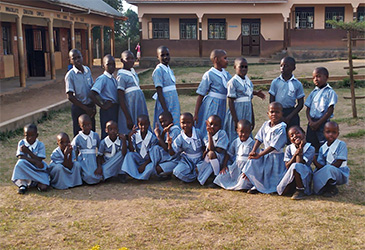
(348, 30), (357, 118)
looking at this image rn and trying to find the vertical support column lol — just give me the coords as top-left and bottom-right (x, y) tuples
(48, 18), (56, 80)
(110, 28), (115, 56)
(16, 15), (26, 87)
(100, 26), (104, 59)
(287, 15), (291, 48)
(198, 16), (202, 57)
(70, 21), (75, 48)
(88, 24), (93, 67)
(283, 17), (287, 50)
(139, 18), (143, 58)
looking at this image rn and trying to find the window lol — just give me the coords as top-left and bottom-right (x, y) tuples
(295, 7), (314, 29)
(75, 30), (82, 50)
(53, 28), (60, 51)
(152, 18), (169, 39)
(180, 19), (197, 39)
(357, 6), (365, 21)
(208, 19), (226, 39)
(325, 7), (344, 29)
(2, 23), (12, 55)
(33, 30), (43, 51)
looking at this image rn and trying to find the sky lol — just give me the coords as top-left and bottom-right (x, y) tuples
(122, 0), (138, 12)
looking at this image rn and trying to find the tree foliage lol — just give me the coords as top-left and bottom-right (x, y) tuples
(325, 20), (365, 31)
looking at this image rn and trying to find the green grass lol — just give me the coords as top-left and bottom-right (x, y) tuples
(344, 129), (365, 138)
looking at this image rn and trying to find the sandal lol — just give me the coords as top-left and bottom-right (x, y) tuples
(18, 185), (27, 194)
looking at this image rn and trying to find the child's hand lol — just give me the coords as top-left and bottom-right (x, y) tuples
(119, 133), (127, 141)
(64, 144), (73, 155)
(248, 152), (260, 159)
(94, 166), (103, 176)
(256, 90), (266, 100)
(20, 145), (31, 154)
(163, 123), (173, 134)
(206, 121), (214, 136)
(128, 125), (138, 138)
(126, 118), (134, 130)
(102, 100), (113, 110)
(166, 132), (172, 145)
(154, 123), (161, 137)
(309, 120), (320, 131)
(219, 166), (228, 174)
(241, 173), (247, 179)
(86, 106), (96, 118)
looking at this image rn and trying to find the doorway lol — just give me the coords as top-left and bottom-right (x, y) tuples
(241, 19), (260, 56)
(25, 27), (46, 77)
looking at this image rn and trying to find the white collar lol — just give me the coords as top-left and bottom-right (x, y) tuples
(289, 142), (311, 156)
(56, 146), (64, 157)
(72, 65), (88, 74)
(181, 127), (197, 141)
(264, 121), (285, 142)
(237, 137), (254, 148)
(24, 139), (39, 151)
(103, 71), (114, 78)
(322, 139), (341, 164)
(118, 68), (139, 86)
(210, 67), (228, 88)
(279, 74), (296, 92)
(314, 83), (331, 91)
(212, 130), (220, 142)
(279, 74), (296, 82)
(79, 130), (94, 140)
(135, 130), (152, 144)
(158, 63), (170, 72)
(233, 74), (252, 95)
(105, 136), (121, 148)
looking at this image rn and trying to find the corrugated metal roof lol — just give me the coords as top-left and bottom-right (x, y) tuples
(127, 0), (287, 3)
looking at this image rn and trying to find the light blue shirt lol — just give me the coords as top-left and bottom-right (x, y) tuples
(196, 68), (231, 96)
(65, 65), (93, 104)
(284, 143), (315, 166)
(255, 121), (287, 152)
(91, 71), (118, 104)
(203, 129), (229, 151)
(269, 75), (305, 108)
(172, 128), (204, 155)
(152, 64), (176, 88)
(305, 84), (337, 119)
(50, 147), (77, 164)
(317, 140), (347, 166)
(117, 68), (140, 91)
(227, 75), (253, 99)
(16, 139), (46, 159)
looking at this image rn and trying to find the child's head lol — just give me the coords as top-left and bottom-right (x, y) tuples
(180, 112), (194, 134)
(324, 121), (339, 144)
(157, 46), (170, 66)
(158, 111), (173, 128)
(121, 50), (135, 70)
(23, 123), (38, 144)
(69, 49), (83, 68)
(312, 67), (329, 88)
(234, 57), (248, 77)
(268, 102), (283, 124)
(57, 132), (70, 151)
(137, 114), (150, 133)
(280, 57), (296, 77)
(288, 126), (306, 146)
(206, 115), (221, 135)
(102, 54), (116, 74)
(210, 49), (228, 69)
(236, 119), (252, 142)
(78, 114), (92, 135)
(105, 120), (118, 140)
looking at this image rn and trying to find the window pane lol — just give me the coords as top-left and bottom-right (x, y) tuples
(295, 7), (314, 29)
(208, 19), (226, 39)
(2, 25), (12, 55)
(152, 18), (169, 39)
(180, 19), (197, 40)
(325, 7), (345, 29)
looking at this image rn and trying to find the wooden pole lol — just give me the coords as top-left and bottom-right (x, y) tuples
(111, 28), (115, 57)
(71, 22), (75, 48)
(16, 16), (26, 87)
(100, 26), (105, 59)
(48, 19), (56, 80)
(347, 30), (357, 118)
(88, 24), (93, 67)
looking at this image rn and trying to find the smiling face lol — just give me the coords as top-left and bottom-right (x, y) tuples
(57, 133), (70, 152)
(138, 116), (150, 134)
(288, 126), (305, 146)
(236, 123), (251, 142)
(324, 122), (339, 145)
(24, 127), (38, 145)
(106, 121), (118, 141)
(69, 50), (83, 69)
(206, 116), (221, 135)
(159, 113), (173, 129)
(157, 47), (170, 66)
(280, 58), (295, 77)
(268, 103), (283, 125)
(103, 56), (116, 74)
(180, 113), (193, 135)
(121, 51), (135, 70)
(79, 115), (92, 135)
(312, 69), (328, 88)
(234, 58), (248, 78)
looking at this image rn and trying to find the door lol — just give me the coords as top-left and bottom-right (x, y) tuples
(241, 19), (260, 56)
(25, 28), (46, 77)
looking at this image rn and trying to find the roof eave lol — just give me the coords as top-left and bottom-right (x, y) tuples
(127, 0), (287, 3)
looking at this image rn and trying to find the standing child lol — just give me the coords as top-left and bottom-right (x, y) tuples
(168, 113), (205, 183)
(241, 102), (287, 194)
(152, 46), (180, 129)
(71, 114), (102, 184)
(90, 54), (119, 139)
(196, 115), (229, 186)
(214, 119), (255, 190)
(65, 49), (96, 136)
(48, 132), (83, 189)
(277, 126), (315, 200)
(194, 49), (231, 135)
(224, 57), (265, 142)
(117, 50), (149, 134)
(312, 122), (349, 197)
(11, 124), (49, 194)
(305, 67), (338, 153)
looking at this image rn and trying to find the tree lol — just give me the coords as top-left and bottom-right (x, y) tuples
(116, 9), (140, 56)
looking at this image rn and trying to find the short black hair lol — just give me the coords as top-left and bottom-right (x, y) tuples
(210, 49), (226, 62)
(157, 45), (169, 54)
(269, 101), (283, 111)
(281, 56), (296, 66)
(234, 57), (247, 66)
(159, 111), (173, 120)
(288, 125), (305, 135)
(237, 119), (252, 129)
(181, 112), (193, 120)
(137, 114), (150, 123)
(314, 67), (329, 78)
(24, 123), (37, 133)
(208, 115), (222, 126)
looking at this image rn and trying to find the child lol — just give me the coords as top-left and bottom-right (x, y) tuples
(121, 115), (158, 180)
(196, 115), (229, 186)
(241, 102), (287, 194)
(117, 50), (149, 134)
(11, 124), (49, 194)
(65, 49), (96, 136)
(167, 113), (204, 183)
(313, 121), (349, 197)
(214, 119), (255, 190)
(48, 132), (83, 189)
(152, 46), (180, 129)
(90, 54), (119, 139)
(277, 126), (315, 200)
(224, 57), (265, 143)
(269, 57), (304, 139)
(194, 49), (231, 135)
(305, 67), (338, 153)
(97, 120), (128, 181)
(71, 114), (102, 184)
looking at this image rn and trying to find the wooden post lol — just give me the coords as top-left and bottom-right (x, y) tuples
(110, 28), (115, 57)
(100, 26), (105, 60)
(88, 24), (93, 67)
(16, 16), (26, 87)
(347, 30), (357, 118)
(71, 22), (75, 48)
(198, 18), (202, 57)
(48, 19), (56, 80)
(283, 17), (287, 50)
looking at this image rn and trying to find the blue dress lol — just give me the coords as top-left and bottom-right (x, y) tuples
(48, 147), (83, 189)
(196, 129), (229, 185)
(117, 68), (149, 134)
(223, 74), (253, 143)
(241, 121), (287, 193)
(121, 130), (158, 180)
(277, 143), (315, 195)
(71, 131), (102, 184)
(214, 137), (255, 190)
(152, 63), (180, 130)
(11, 139), (50, 187)
(172, 127), (204, 182)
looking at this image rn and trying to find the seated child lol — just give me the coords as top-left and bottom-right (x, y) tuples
(196, 115), (229, 186)
(313, 121), (349, 197)
(97, 120), (127, 181)
(277, 126), (315, 200)
(194, 49), (231, 135)
(121, 115), (158, 180)
(305, 67), (338, 153)
(224, 57), (265, 143)
(241, 102), (287, 194)
(214, 119), (255, 190)
(117, 50), (149, 134)
(169, 112), (205, 183)
(11, 124), (49, 194)
(71, 114), (102, 184)
(49, 132), (82, 189)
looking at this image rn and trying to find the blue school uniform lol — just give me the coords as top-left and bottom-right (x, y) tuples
(313, 139), (349, 194)
(172, 127), (204, 182)
(121, 130), (158, 180)
(277, 143), (315, 195)
(71, 131), (102, 184)
(98, 136), (126, 180)
(11, 139), (50, 187)
(196, 67), (231, 135)
(214, 137), (255, 190)
(48, 147), (83, 189)
(91, 71), (119, 139)
(242, 121), (287, 193)
(117, 68), (149, 134)
(152, 64), (180, 130)
(223, 74), (254, 143)
(196, 129), (229, 185)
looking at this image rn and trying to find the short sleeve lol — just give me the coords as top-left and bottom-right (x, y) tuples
(50, 149), (63, 164)
(196, 72), (210, 96)
(336, 141), (347, 161)
(172, 135), (183, 154)
(65, 71), (74, 94)
(71, 136), (77, 147)
(268, 79), (277, 96)
(91, 75), (104, 95)
(117, 74), (127, 91)
(37, 142), (46, 159)
(269, 125), (287, 151)
(203, 135), (209, 147)
(304, 90), (314, 108)
(254, 122), (266, 142)
(328, 89), (338, 107)
(98, 140), (106, 155)
(227, 78), (237, 98)
(284, 146), (292, 162)
(152, 67), (164, 88)
(215, 131), (229, 150)
(317, 146), (326, 166)
(16, 140), (24, 157)
(170, 128), (181, 141)
(304, 146), (315, 165)
(227, 140), (237, 157)
(295, 81), (305, 99)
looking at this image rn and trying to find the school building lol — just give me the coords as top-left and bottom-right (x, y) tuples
(0, 0), (124, 87)
(128, 0), (365, 59)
